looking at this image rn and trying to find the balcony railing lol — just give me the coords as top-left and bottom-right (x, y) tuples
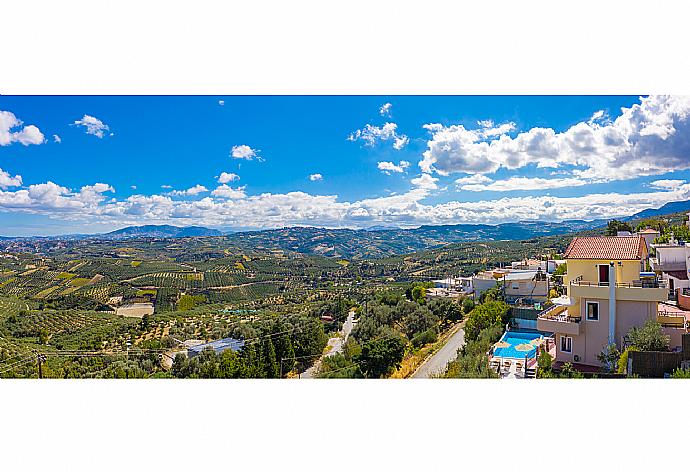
(537, 304), (581, 324)
(570, 279), (667, 289)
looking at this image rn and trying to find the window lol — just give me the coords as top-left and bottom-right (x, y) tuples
(586, 301), (599, 321)
(560, 335), (572, 353)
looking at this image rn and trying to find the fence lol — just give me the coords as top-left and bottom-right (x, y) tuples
(628, 333), (690, 378)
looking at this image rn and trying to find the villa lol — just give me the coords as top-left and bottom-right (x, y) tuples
(536, 235), (688, 369)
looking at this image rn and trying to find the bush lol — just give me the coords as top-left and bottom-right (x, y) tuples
(627, 320), (669, 352)
(464, 301), (510, 341)
(411, 328), (438, 348)
(444, 325), (502, 378)
(617, 347), (638, 374)
(671, 368), (690, 378)
(537, 351), (553, 377)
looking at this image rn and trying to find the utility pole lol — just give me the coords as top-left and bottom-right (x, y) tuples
(34, 350), (46, 379)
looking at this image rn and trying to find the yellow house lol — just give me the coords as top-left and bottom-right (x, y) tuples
(537, 235), (668, 367)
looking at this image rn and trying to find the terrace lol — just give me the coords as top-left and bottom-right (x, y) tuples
(569, 277), (668, 302)
(536, 304), (581, 335)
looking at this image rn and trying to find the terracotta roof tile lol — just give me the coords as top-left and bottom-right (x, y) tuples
(564, 236), (646, 260)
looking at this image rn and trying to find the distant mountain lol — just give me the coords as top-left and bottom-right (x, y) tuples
(224, 219), (604, 259)
(104, 225), (223, 239)
(625, 200), (690, 221)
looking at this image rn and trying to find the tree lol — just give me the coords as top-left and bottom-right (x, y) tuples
(411, 285), (427, 305)
(627, 320), (669, 352)
(357, 327), (407, 378)
(537, 351), (553, 377)
(261, 338), (279, 378)
(606, 219), (632, 236)
(140, 314), (151, 331)
(462, 298), (475, 315)
(464, 301), (510, 341)
(402, 305), (438, 338)
(428, 298), (463, 323)
(597, 343), (621, 373)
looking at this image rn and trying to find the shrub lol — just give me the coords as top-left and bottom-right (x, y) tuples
(411, 328), (438, 348)
(464, 301), (510, 341)
(627, 320), (669, 352)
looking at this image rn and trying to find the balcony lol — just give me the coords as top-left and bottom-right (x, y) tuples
(569, 279), (668, 302)
(536, 304), (581, 335)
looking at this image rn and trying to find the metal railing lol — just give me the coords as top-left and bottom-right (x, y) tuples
(570, 279), (667, 289)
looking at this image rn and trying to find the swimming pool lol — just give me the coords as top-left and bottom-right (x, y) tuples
(492, 330), (543, 359)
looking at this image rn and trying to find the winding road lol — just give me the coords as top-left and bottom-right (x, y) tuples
(412, 325), (465, 379)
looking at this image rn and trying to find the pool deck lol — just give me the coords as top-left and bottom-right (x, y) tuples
(489, 335), (556, 379)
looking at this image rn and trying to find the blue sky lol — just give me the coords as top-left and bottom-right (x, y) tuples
(2, 95), (690, 235)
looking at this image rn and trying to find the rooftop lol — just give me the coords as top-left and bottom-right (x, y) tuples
(639, 228), (661, 234)
(564, 235), (646, 260)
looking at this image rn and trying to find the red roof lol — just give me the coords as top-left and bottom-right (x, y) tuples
(564, 236), (646, 260)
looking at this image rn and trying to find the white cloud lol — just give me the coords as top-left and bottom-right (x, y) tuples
(218, 172), (240, 184)
(161, 185), (172, 189)
(168, 184), (209, 196)
(421, 96), (690, 183)
(348, 122), (409, 150)
(53, 134), (62, 143)
(378, 160), (411, 174)
(379, 102), (392, 117)
(131, 185), (137, 190)
(73, 115), (110, 138)
(649, 179), (686, 190)
(458, 176), (588, 192)
(411, 173), (438, 190)
(0, 169), (23, 189)
(309, 173), (323, 181)
(454, 174), (493, 186)
(4, 174), (690, 230)
(211, 185), (247, 199)
(231, 144), (262, 160)
(218, 100), (225, 106)
(0, 110), (46, 146)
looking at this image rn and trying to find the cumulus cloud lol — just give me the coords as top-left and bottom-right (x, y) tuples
(0, 110), (46, 146)
(378, 160), (411, 174)
(348, 122), (409, 150)
(53, 134), (62, 143)
(649, 179), (686, 190)
(458, 176), (588, 192)
(4, 174), (690, 230)
(0, 169), (23, 189)
(411, 173), (438, 190)
(231, 144), (262, 161)
(421, 96), (690, 184)
(211, 185), (247, 199)
(309, 173), (323, 181)
(168, 184), (209, 196)
(73, 115), (110, 138)
(379, 102), (392, 117)
(218, 172), (240, 184)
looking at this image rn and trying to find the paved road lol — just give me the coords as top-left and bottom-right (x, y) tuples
(412, 326), (465, 379)
(301, 309), (356, 379)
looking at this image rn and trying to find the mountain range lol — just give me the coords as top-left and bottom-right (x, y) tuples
(3, 199), (690, 259)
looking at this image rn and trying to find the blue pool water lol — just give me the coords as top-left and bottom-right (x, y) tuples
(492, 330), (543, 359)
